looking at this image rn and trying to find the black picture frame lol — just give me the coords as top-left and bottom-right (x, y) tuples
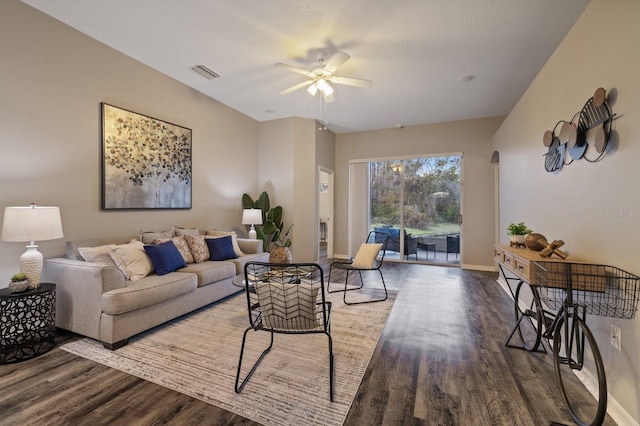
(101, 103), (192, 210)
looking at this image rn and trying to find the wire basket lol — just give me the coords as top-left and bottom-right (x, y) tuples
(533, 261), (640, 319)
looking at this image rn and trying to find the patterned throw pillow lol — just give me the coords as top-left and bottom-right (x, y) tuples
(183, 235), (210, 263)
(255, 282), (319, 330)
(154, 236), (195, 264)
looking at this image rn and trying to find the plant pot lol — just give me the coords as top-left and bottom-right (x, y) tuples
(8, 280), (30, 293)
(510, 235), (527, 245)
(269, 246), (292, 264)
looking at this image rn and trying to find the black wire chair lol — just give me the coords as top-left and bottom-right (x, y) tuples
(327, 231), (389, 305)
(234, 261), (334, 401)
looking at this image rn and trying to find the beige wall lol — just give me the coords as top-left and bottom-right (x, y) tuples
(335, 116), (505, 269)
(491, 0), (640, 422)
(0, 0), (259, 281)
(292, 119), (318, 262)
(258, 118), (336, 262)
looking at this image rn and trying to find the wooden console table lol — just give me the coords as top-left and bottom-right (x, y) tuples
(494, 244), (581, 285)
(495, 245), (581, 351)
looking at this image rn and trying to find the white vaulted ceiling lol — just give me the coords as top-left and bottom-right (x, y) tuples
(22, 0), (590, 133)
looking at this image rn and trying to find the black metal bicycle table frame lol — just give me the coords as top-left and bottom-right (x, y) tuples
(502, 261), (639, 426)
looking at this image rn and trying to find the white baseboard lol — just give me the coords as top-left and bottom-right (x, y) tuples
(461, 263), (496, 271)
(608, 396), (640, 426)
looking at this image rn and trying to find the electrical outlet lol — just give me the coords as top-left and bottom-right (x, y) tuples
(611, 324), (621, 351)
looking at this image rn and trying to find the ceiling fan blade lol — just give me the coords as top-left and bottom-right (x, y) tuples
(279, 80), (313, 95)
(324, 52), (350, 73)
(330, 76), (373, 88)
(275, 63), (313, 77)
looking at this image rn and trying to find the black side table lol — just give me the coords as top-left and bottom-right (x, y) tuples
(0, 283), (56, 364)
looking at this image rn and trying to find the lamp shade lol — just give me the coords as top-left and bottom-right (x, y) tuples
(2, 205), (64, 242)
(241, 209), (263, 226)
(307, 82), (319, 96)
(242, 209), (262, 240)
(2, 204), (64, 288)
(317, 78), (334, 96)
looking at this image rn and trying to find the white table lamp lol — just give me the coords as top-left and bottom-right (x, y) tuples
(1, 204), (64, 287)
(242, 209), (263, 240)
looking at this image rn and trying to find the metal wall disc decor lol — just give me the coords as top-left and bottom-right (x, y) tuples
(544, 124), (565, 172)
(542, 87), (616, 173)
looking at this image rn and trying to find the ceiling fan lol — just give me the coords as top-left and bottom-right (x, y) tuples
(276, 51), (372, 103)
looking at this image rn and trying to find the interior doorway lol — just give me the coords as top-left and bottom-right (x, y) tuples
(319, 168), (334, 260)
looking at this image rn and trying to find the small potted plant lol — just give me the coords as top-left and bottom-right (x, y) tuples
(269, 224), (294, 264)
(9, 272), (30, 293)
(507, 222), (532, 246)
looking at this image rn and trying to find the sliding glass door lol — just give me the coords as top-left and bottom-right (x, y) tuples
(369, 155), (461, 264)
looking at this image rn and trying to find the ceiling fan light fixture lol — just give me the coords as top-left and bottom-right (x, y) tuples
(317, 79), (334, 96)
(277, 51), (370, 102)
(307, 82), (319, 96)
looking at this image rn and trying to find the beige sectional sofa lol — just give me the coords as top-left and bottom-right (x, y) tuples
(43, 229), (269, 349)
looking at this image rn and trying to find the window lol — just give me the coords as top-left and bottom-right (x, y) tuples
(369, 155), (461, 263)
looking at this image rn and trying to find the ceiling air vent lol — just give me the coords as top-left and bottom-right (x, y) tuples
(191, 65), (219, 80)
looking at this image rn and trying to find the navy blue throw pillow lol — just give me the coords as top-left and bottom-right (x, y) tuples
(206, 236), (238, 261)
(144, 240), (187, 276)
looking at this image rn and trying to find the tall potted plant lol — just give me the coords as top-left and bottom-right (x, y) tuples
(242, 191), (288, 252)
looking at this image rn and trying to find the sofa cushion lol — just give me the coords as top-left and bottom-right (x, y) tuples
(154, 236), (194, 264)
(78, 244), (117, 267)
(206, 230), (245, 256)
(184, 235), (210, 263)
(140, 230), (173, 244)
(173, 226), (200, 237)
(144, 241), (187, 276)
(178, 261), (236, 287)
(228, 252), (270, 275)
(109, 240), (154, 281)
(206, 236), (238, 261)
(236, 238), (263, 255)
(67, 237), (133, 260)
(102, 272), (197, 315)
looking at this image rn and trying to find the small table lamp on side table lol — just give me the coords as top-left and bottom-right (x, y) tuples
(242, 209), (263, 239)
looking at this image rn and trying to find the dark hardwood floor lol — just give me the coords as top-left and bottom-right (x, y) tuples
(0, 251), (614, 425)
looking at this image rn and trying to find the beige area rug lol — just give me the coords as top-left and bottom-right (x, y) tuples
(61, 286), (396, 426)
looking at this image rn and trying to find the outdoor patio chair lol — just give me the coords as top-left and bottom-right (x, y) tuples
(373, 226), (417, 260)
(235, 261), (334, 401)
(327, 231), (389, 305)
(446, 235), (460, 260)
